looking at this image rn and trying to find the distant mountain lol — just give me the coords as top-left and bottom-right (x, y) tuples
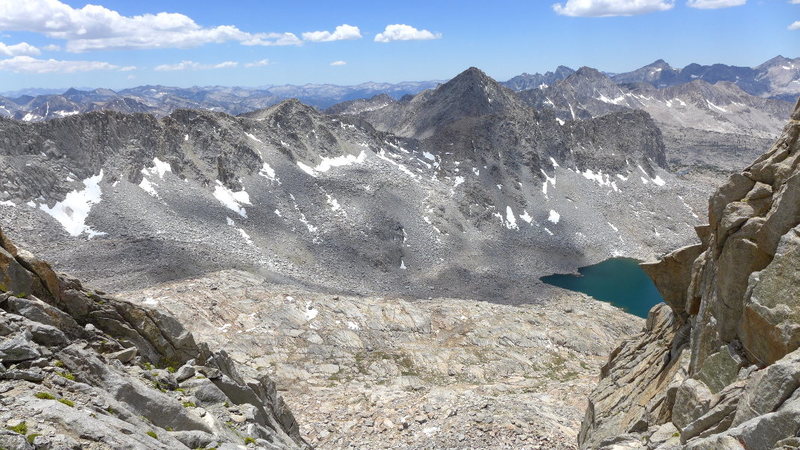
(0, 81), (442, 122)
(520, 66), (793, 139)
(610, 56), (800, 101)
(502, 66), (575, 91)
(357, 67), (533, 139)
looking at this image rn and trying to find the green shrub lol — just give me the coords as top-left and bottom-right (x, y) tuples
(34, 392), (56, 400)
(26, 433), (41, 444)
(146, 431), (158, 440)
(58, 398), (75, 407)
(244, 437), (256, 445)
(182, 401), (196, 408)
(7, 422), (27, 435)
(56, 371), (76, 381)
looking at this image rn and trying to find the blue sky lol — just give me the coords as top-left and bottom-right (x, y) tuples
(0, 0), (797, 90)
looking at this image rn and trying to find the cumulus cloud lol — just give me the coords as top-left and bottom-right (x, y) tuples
(374, 24), (441, 42)
(302, 24), (361, 42)
(330, 60), (347, 66)
(0, 55), (134, 73)
(687, 0), (746, 8)
(0, 0), (302, 52)
(0, 41), (40, 56)
(552, 0), (675, 17)
(154, 60), (238, 71)
(790, 21), (800, 30)
(244, 59), (270, 68)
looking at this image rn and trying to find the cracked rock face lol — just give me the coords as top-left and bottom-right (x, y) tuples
(580, 97), (800, 449)
(0, 227), (308, 450)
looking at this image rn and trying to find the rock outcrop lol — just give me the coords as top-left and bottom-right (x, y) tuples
(580, 97), (800, 449)
(0, 227), (308, 449)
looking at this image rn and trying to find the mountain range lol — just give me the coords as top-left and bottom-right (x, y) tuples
(1, 56), (796, 124)
(0, 66), (712, 305)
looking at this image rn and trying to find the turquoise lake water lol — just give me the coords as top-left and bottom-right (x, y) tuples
(540, 257), (664, 318)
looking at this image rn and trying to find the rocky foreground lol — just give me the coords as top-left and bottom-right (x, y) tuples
(0, 227), (308, 449)
(580, 99), (800, 448)
(121, 270), (642, 449)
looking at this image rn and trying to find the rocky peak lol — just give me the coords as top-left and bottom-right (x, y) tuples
(580, 97), (800, 449)
(244, 98), (318, 121)
(566, 66), (617, 87)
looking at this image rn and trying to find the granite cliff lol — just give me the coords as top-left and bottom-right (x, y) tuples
(580, 98), (800, 449)
(0, 226), (307, 449)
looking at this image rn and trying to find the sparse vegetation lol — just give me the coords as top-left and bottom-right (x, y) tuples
(7, 422), (27, 435)
(182, 401), (196, 408)
(34, 392), (56, 400)
(244, 437), (256, 445)
(146, 431), (158, 440)
(56, 371), (76, 381)
(26, 433), (41, 444)
(58, 398), (75, 407)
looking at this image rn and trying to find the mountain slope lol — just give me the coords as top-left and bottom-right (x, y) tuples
(580, 98), (800, 449)
(0, 77), (703, 304)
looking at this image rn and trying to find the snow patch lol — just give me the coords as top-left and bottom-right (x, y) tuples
(0, 200), (15, 207)
(259, 162), (279, 182)
(326, 194), (341, 211)
(238, 228), (253, 245)
(142, 157), (172, 179)
(505, 206), (518, 230)
(245, 132), (263, 143)
(548, 210), (560, 224)
(300, 151), (368, 176)
(519, 210), (533, 224)
(213, 181), (251, 218)
(39, 171), (106, 238)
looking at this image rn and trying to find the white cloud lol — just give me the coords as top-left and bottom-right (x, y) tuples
(0, 41), (39, 56)
(154, 60), (238, 71)
(0, 0), (302, 52)
(244, 59), (269, 68)
(791, 0), (800, 4)
(42, 44), (61, 51)
(302, 24), (361, 42)
(330, 60), (347, 66)
(687, 0), (745, 8)
(790, 21), (800, 30)
(552, 0), (675, 17)
(0, 55), (134, 73)
(374, 24), (441, 42)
